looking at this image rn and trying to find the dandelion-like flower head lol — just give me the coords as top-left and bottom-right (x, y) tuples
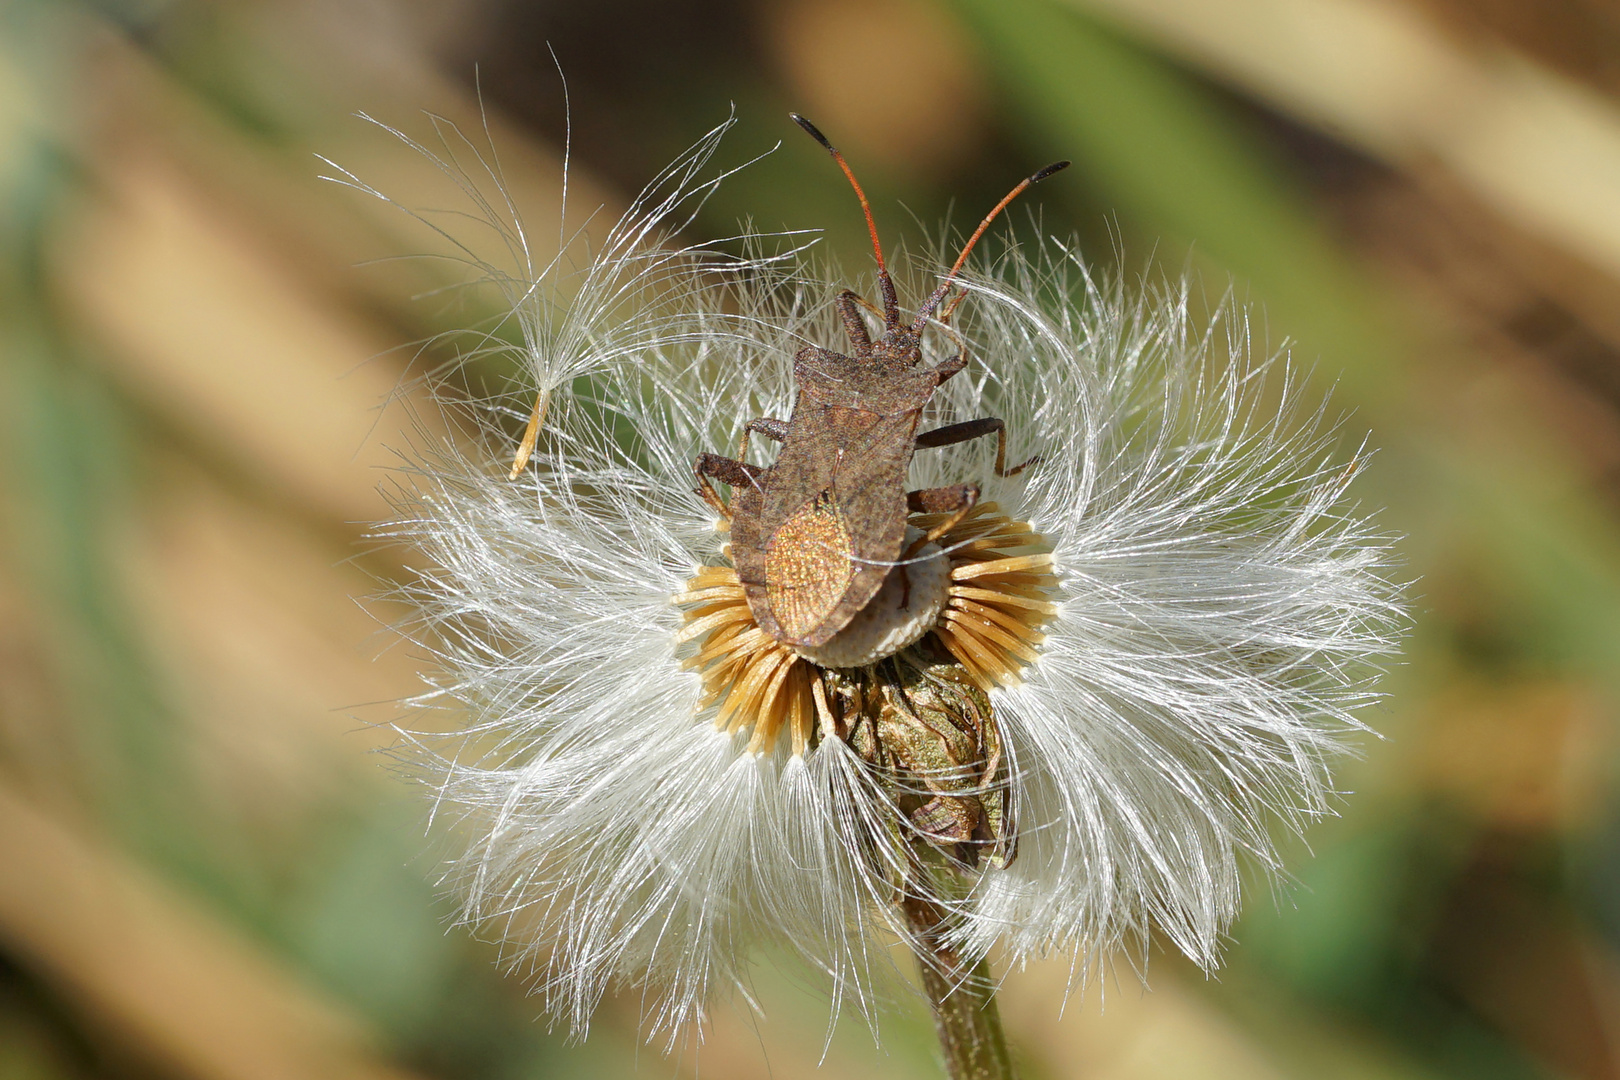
(350, 116), (1406, 1041)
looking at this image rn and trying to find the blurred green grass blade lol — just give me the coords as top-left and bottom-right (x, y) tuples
(282, 805), (457, 1036)
(950, 0), (1394, 385)
(950, 0), (1620, 686)
(1, 190), (184, 842)
(0, 20), (281, 910)
(1, 0), (187, 840)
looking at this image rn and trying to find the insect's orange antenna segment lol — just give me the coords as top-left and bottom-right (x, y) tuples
(791, 113), (900, 326)
(914, 160), (1070, 331)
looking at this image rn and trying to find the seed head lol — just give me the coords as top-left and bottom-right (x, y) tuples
(355, 118), (1407, 1042)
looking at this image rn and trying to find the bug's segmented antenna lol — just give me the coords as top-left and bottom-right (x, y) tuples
(791, 113), (901, 327)
(914, 160), (1071, 331)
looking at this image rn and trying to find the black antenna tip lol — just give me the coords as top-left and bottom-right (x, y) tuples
(1031, 160), (1071, 183)
(790, 113), (836, 153)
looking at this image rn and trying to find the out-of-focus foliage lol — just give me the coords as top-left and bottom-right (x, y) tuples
(1, 0), (1619, 1077)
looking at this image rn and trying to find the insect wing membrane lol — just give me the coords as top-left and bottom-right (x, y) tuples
(763, 494), (858, 641)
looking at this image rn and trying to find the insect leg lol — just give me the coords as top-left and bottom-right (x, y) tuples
(904, 483), (980, 556)
(915, 417), (1040, 477)
(694, 454), (764, 520)
(931, 351), (969, 382)
(736, 417), (790, 462)
(844, 289), (890, 323)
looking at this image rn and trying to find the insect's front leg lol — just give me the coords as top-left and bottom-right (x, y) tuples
(835, 290), (874, 350)
(930, 351), (969, 383)
(914, 417), (1039, 477)
(736, 417), (789, 463)
(694, 453), (764, 520)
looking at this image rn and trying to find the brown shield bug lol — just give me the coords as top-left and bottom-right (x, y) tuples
(696, 114), (1067, 653)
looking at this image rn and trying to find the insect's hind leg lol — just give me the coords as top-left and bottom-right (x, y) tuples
(892, 483), (978, 608)
(904, 484), (981, 557)
(695, 454), (764, 521)
(914, 417), (1039, 477)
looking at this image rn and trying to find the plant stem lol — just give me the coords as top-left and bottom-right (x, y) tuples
(902, 894), (1017, 1080)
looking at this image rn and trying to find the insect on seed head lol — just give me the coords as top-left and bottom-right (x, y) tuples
(365, 113), (1405, 1044)
(688, 121), (1071, 660)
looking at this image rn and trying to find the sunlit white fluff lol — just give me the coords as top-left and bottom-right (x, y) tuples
(367, 123), (1405, 1041)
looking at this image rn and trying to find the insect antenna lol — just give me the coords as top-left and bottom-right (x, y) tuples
(790, 113), (900, 327)
(913, 160), (1070, 332)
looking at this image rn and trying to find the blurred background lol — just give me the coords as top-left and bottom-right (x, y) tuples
(2, 0), (1620, 1077)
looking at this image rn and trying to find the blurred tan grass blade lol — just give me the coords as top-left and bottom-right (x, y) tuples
(54, 149), (425, 528)
(1068, 0), (1620, 292)
(117, 455), (432, 803)
(61, 18), (595, 342)
(997, 956), (1290, 1080)
(45, 23), (609, 530)
(0, 779), (422, 1080)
